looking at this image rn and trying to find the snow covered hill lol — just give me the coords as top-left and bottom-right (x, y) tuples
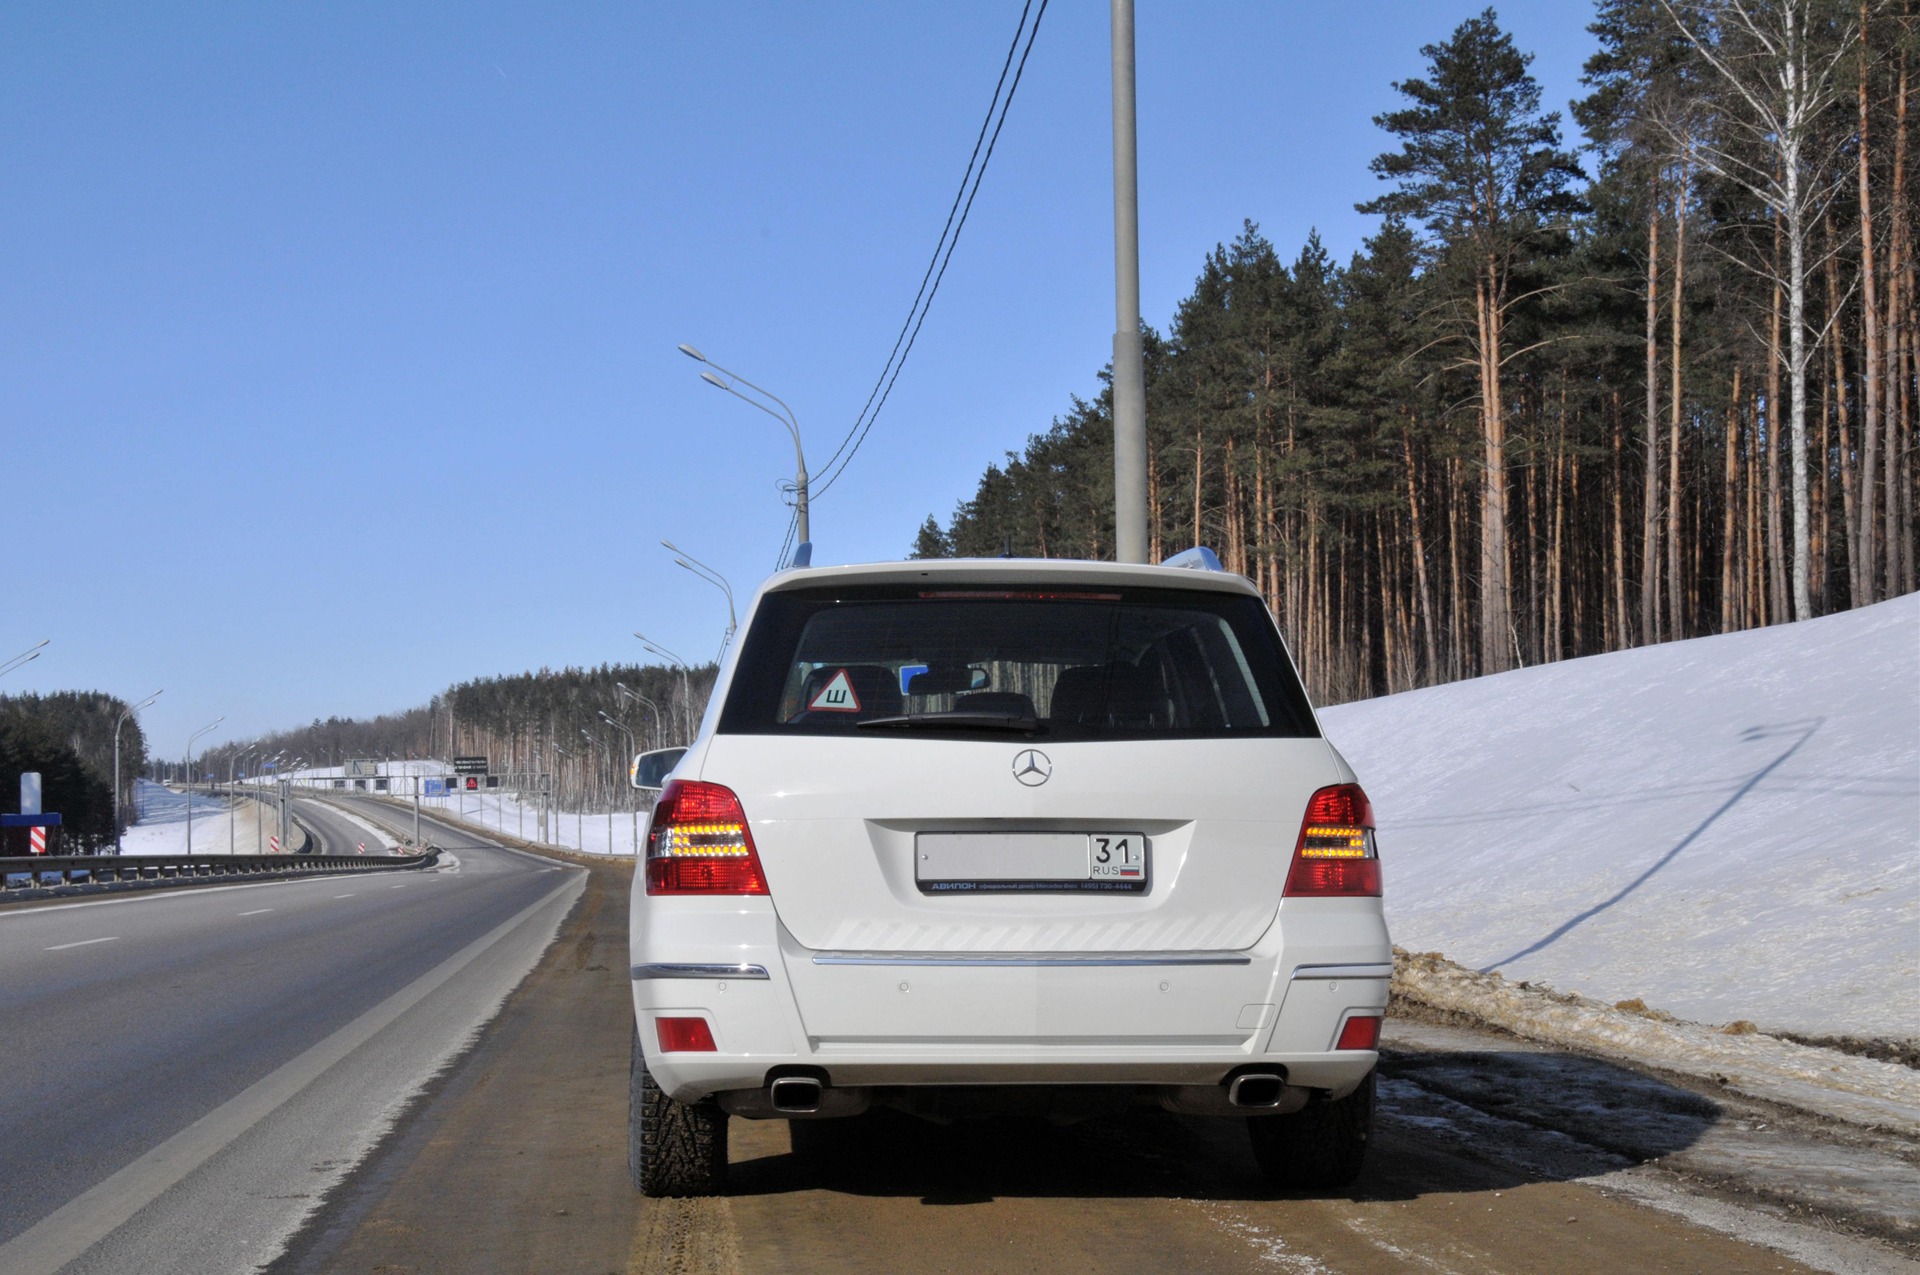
(1321, 593), (1919, 1040)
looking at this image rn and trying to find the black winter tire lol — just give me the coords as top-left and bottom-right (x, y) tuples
(629, 1025), (728, 1197)
(1247, 1070), (1375, 1191)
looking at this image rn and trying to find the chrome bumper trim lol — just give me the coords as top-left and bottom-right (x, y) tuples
(810, 951), (1252, 968)
(630, 963), (770, 980)
(1289, 963), (1394, 980)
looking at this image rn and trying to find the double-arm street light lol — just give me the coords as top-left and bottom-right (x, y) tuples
(677, 345), (810, 562)
(663, 540), (737, 660)
(229, 747), (257, 855)
(1, 640), (49, 681)
(634, 633), (693, 742)
(578, 728), (617, 854)
(184, 717), (224, 855)
(112, 689), (163, 855)
(614, 682), (663, 751)
(597, 711), (639, 855)
(259, 751), (284, 850)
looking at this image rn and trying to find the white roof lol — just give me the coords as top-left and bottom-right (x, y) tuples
(761, 557), (1260, 598)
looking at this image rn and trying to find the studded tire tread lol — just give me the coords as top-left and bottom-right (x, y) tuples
(629, 1025), (728, 1197)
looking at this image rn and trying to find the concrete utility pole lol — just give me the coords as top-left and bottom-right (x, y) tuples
(1110, 0), (1150, 564)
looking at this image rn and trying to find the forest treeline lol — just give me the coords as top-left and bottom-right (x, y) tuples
(195, 662), (715, 815)
(915, 2), (1917, 706)
(0, 692), (150, 852)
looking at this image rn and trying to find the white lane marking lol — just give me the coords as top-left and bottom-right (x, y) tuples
(46, 936), (119, 951)
(0, 873), (582, 1274)
(238, 909), (274, 917)
(389, 884), (407, 889)
(332, 894), (355, 899)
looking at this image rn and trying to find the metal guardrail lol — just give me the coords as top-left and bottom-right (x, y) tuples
(0, 850), (439, 897)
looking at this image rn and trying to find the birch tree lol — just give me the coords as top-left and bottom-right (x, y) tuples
(1659, 0), (1858, 620)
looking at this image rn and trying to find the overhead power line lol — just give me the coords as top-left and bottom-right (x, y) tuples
(811, 0), (1051, 501)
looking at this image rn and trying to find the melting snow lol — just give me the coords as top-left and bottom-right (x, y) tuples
(1322, 593), (1919, 1040)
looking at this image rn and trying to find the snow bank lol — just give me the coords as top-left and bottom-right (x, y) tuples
(1321, 594), (1919, 1039)
(118, 780), (277, 855)
(1392, 948), (1920, 1136)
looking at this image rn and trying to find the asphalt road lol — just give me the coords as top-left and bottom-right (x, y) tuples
(0, 798), (583, 1275)
(274, 845), (1920, 1275)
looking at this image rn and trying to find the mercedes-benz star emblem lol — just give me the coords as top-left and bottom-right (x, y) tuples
(1011, 748), (1052, 787)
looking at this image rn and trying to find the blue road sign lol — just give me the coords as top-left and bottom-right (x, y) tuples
(1, 813), (62, 827)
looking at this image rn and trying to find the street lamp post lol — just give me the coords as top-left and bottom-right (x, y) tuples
(615, 683), (663, 751)
(184, 717), (224, 855)
(229, 747), (256, 855)
(663, 540), (737, 660)
(598, 711), (639, 855)
(112, 689), (162, 856)
(259, 751), (284, 850)
(579, 729), (613, 854)
(677, 345), (810, 560)
(634, 633), (694, 742)
(553, 743), (580, 849)
(282, 757), (306, 852)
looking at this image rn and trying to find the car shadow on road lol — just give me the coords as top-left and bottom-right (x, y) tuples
(723, 1046), (1721, 1205)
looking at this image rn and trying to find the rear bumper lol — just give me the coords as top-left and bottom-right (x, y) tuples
(631, 896), (1391, 1106)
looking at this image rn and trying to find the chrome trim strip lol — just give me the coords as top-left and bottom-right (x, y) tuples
(811, 952), (1252, 968)
(630, 963), (770, 980)
(1289, 963), (1394, 980)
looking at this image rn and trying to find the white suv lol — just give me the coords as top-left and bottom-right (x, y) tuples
(628, 556), (1390, 1196)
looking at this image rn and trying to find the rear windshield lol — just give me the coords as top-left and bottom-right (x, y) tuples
(718, 583), (1318, 741)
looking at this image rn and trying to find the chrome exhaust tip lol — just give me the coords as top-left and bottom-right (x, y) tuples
(769, 1076), (824, 1114)
(1227, 1073), (1286, 1109)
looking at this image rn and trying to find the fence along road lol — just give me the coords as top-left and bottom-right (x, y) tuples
(0, 798), (582, 1275)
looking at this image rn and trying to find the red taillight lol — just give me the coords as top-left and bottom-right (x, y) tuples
(1335, 1014), (1382, 1051)
(1284, 783), (1382, 897)
(656, 1017), (717, 1052)
(644, 779), (769, 895)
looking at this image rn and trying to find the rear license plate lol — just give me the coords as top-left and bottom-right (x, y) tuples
(915, 832), (1149, 894)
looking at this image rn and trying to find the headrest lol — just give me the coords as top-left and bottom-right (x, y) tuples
(1049, 662), (1157, 727)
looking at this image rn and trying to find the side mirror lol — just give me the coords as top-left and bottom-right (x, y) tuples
(630, 747), (688, 791)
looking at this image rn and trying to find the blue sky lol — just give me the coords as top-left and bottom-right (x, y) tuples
(4, 2), (1599, 755)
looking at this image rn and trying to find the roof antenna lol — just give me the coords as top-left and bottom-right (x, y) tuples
(1000, 534), (1013, 559)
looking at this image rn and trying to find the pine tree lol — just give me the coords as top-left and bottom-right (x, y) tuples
(1359, 8), (1585, 673)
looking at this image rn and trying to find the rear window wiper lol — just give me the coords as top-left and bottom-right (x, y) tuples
(857, 711), (1045, 734)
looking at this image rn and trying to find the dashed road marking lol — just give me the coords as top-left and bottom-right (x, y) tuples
(47, 936), (119, 951)
(238, 909), (274, 916)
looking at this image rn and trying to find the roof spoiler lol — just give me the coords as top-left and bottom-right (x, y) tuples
(1160, 546), (1223, 572)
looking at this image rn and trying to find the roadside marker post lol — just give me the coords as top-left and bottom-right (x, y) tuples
(2, 809), (62, 855)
